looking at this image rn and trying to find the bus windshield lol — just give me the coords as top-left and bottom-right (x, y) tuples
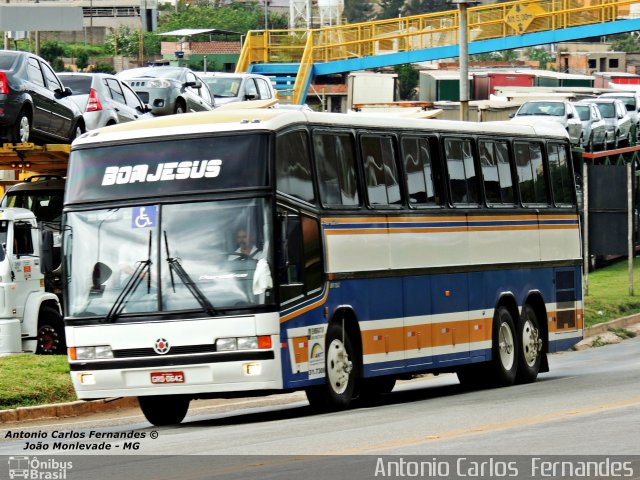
(64, 198), (274, 318)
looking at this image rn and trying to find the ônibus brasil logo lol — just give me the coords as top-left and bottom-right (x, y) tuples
(102, 160), (222, 186)
(8, 456), (73, 479)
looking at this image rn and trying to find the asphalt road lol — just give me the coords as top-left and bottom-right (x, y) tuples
(1, 338), (639, 479)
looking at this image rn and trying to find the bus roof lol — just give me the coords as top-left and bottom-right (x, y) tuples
(73, 108), (570, 147)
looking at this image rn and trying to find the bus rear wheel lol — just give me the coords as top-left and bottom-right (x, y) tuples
(305, 323), (357, 411)
(490, 306), (518, 387)
(516, 305), (543, 384)
(138, 395), (190, 426)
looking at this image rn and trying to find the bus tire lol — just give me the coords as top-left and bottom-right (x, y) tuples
(515, 304), (543, 384)
(305, 323), (357, 411)
(36, 307), (66, 355)
(490, 306), (518, 387)
(138, 395), (190, 426)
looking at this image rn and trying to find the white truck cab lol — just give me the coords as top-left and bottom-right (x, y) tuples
(0, 208), (64, 355)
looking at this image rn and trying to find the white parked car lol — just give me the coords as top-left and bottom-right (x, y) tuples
(196, 72), (276, 106)
(58, 73), (153, 131)
(510, 100), (583, 145)
(587, 97), (632, 149)
(572, 101), (607, 151)
(599, 91), (640, 142)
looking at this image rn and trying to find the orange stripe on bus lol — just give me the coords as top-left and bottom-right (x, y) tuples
(280, 287), (330, 324)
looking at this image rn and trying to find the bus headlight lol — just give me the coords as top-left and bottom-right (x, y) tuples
(71, 346), (114, 360)
(237, 337), (258, 350)
(216, 336), (272, 351)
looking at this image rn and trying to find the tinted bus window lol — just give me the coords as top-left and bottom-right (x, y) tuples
(479, 140), (514, 205)
(276, 130), (315, 204)
(514, 142), (549, 206)
(401, 136), (442, 207)
(361, 135), (401, 206)
(547, 143), (575, 206)
(444, 138), (478, 205)
(313, 132), (359, 207)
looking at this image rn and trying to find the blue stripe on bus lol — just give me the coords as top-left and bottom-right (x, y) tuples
(549, 337), (583, 353)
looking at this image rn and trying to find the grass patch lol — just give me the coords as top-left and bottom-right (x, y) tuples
(584, 256), (640, 327)
(609, 327), (637, 340)
(0, 355), (76, 410)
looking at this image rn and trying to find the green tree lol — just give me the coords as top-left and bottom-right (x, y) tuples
(92, 62), (116, 74)
(159, 3), (286, 33)
(76, 50), (90, 72)
(609, 33), (640, 53)
(40, 41), (65, 64)
(525, 47), (556, 70)
(344, 0), (375, 23)
(394, 63), (419, 100)
(378, 0), (405, 20)
(403, 0), (451, 15)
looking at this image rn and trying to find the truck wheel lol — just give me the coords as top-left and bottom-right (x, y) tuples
(36, 307), (65, 355)
(305, 322), (357, 411)
(138, 395), (190, 426)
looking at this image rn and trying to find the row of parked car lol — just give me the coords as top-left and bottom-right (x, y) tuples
(510, 93), (640, 151)
(0, 49), (277, 145)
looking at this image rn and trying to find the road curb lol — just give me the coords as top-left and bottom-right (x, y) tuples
(1, 315), (638, 425)
(0, 397), (138, 424)
(583, 312), (640, 336)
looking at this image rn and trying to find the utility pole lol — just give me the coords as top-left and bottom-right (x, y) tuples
(451, 0), (476, 122)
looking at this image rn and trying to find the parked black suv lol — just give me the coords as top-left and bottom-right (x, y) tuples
(0, 50), (85, 144)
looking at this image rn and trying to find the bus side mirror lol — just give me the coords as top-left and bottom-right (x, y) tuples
(40, 229), (54, 275)
(91, 262), (112, 294)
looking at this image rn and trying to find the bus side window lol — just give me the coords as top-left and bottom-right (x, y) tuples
(547, 142), (575, 207)
(515, 141), (550, 206)
(314, 131), (360, 207)
(401, 136), (442, 206)
(276, 130), (315, 204)
(361, 135), (401, 207)
(277, 209), (323, 305)
(444, 138), (479, 206)
(479, 139), (515, 206)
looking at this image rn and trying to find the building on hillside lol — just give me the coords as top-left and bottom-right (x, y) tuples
(557, 42), (626, 75)
(4, 0), (157, 45)
(158, 28), (241, 71)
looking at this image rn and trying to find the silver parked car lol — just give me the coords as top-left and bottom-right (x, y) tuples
(599, 91), (640, 141)
(58, 73), (153, 131)
(572, 101), (607, 151)
(588, 97), (632, 149)
(510, 100), (583, 145)
(196, 72), (276, 106)
(116, 66), (214, 115)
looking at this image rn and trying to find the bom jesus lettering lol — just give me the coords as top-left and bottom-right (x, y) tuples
(102, 160), (222, 185)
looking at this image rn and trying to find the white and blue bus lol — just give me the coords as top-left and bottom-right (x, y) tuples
(53, 108), (583, 425)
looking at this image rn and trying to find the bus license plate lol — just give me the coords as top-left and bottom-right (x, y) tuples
(150, 371), (185, 384)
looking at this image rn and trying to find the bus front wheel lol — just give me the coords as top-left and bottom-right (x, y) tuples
(305, 323), (357, 411)
(138, 395), (190, 426)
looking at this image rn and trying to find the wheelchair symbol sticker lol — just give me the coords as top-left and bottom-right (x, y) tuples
(132, 206), (157, 229)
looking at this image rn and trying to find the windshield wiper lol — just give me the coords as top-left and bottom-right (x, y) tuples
(104, 231), (152, 323)
(164, 231), (217, 316)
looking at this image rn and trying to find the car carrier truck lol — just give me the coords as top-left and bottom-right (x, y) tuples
(0, 207), (64, 355)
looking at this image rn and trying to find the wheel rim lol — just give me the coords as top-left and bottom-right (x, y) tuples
(38, 325), (59, 353)
(522, 318), (542, 367)
(327, 338), (352, 395)
(18, 115), (30, 142)
(498, 321), (515, 371)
